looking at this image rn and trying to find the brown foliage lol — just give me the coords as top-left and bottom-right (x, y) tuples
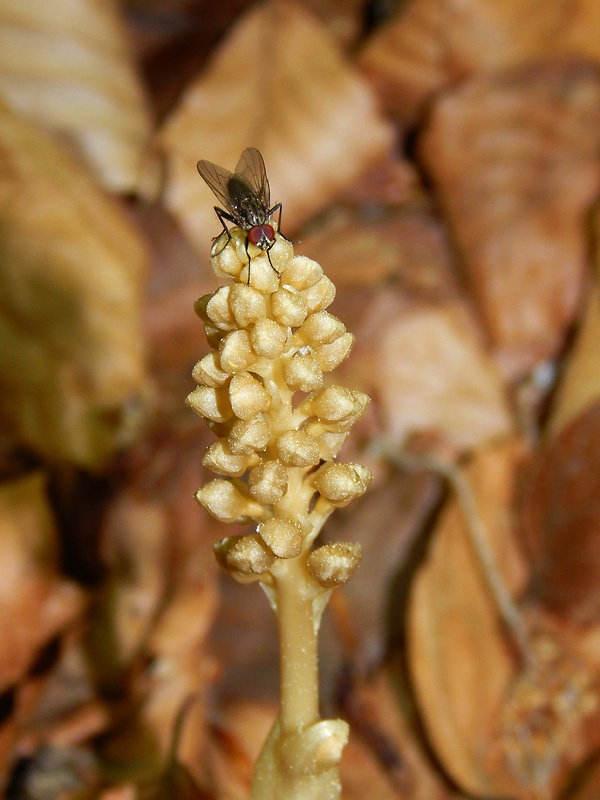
(2, 0), (600, 797)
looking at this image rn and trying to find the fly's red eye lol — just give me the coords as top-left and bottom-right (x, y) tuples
(248, 225), (275, 246)
(247, 226), (264, 246)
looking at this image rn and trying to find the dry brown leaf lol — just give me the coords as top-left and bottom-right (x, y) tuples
(349, 295), (513, 452)
(359, 0), (600, 121)
(522, 400), (600, 626)
(420, 63), (600, 375)
(567, 755), (600, 800)
(340, 669), (457, 800)
(84, 495), (170, 686)
(407, 440), (529, 798)
(0, 106), (149, 468)
(0, 472), (84, 774)
(160, 0), (394, 254)
(0, 0), (156, 194)
(0, 472), (83, 688)
(300, 206), (455, 291)
(548, 282), (600, 438)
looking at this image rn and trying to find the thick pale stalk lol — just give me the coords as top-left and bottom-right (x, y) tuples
(251, 555), (347, 800)
(277, 557), (320, 734)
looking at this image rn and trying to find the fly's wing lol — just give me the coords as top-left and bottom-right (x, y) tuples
(196, 159), (235, 214)
(235, 147), (271, 208)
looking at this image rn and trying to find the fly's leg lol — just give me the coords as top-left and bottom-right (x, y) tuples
(243, 237), (280, 286)
(213, 207), (237, 255)
(268, 203), (295, 243)
(265, 240), (280, 276)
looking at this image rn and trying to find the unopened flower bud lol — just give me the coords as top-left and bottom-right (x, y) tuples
(301, 276), (335, 312)
(258, 517), (304, 558)
(204, 286), (235, 329)
(308, 386), (369, 430)
(275, 430), (320, 467)
(283, 350), (324, 392)
(197, 479), (264, 522)
(308, 543), (363, 587)
(250, 319), (287, 358)
(317, 431), (349, 460)
(280, 256), (323, 290)
(312, 463), (372, 507)
(316, 333), (354, 372)
(298, 312), (345, 346)
(229, 284), (268, 328)
(272, 286), (309, 327)
(192, 353), (229, 388)
(215, 535), (275, 576)
(211, 234), (244, 279)
(229, 372), (271, 420)
(248, 460), (288, 505)
(228, 417), (270, 455)
(202, 440), (258, 476)
(219, 329), (256, 372)
(267, 235), (295, 273)
(186, 386), (233, 423)
(240, 253), (280, 292)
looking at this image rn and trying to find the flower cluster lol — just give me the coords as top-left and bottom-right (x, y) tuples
(187, 227), (371, 587)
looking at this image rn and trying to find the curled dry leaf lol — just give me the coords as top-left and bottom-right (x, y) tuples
(300, 207), (455, 291)
(99, 575), (218, 778)
(349, 295), (513, 452)
(419, 63), (600, 375)
(0, 472), (84, 773)
(0, 472), (83, 687)
(0, 0), (155, 195)
(0, 106), (148, 468)
(340, 669), (455, 800)
(406, 440), (529, 798)
(359, 0), (600, 122)
(522, 400), (600, 626)
(160, 0), (394, 253)
(84, 494), (170, 688)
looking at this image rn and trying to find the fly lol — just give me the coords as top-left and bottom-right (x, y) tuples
(197, 147), (285, 279)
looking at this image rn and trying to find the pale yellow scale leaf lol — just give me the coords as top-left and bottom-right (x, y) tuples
(359, 0), (600, 121)
(160, 0), (394, 254)
(406, 441), (529, 798)
(0, 106), (148, 468)
(420, 64), (600, 374)
(548, 282), (600, 439)
(375, 301), (513, 452)
(0, 471), (83, 688)
(0, 0), (155, 194)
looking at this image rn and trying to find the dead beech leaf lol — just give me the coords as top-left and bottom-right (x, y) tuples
(350, 296), (513, 452)
(0, 472), (83, 688)
(407, 441), (529, 798)
(0, 472), (84, 775)
(420, 63), (600, 374)
(300, 207), (455, 291)
(99, 576), (218, 778)
(548, 282), (600, 438)
(0, 106), (148, 468)
(0, 0), (155, 195)
(160, 0), (394, 254)
(359, 0), (600, 121)
(84, 495), (170, 688)
(340, 669), (455, 800)
(522, 400), (600, 626)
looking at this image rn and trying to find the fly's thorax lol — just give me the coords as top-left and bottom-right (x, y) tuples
(227, 175), (268, 227)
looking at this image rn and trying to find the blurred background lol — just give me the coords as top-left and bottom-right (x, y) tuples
(2, 1), (600, 798)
